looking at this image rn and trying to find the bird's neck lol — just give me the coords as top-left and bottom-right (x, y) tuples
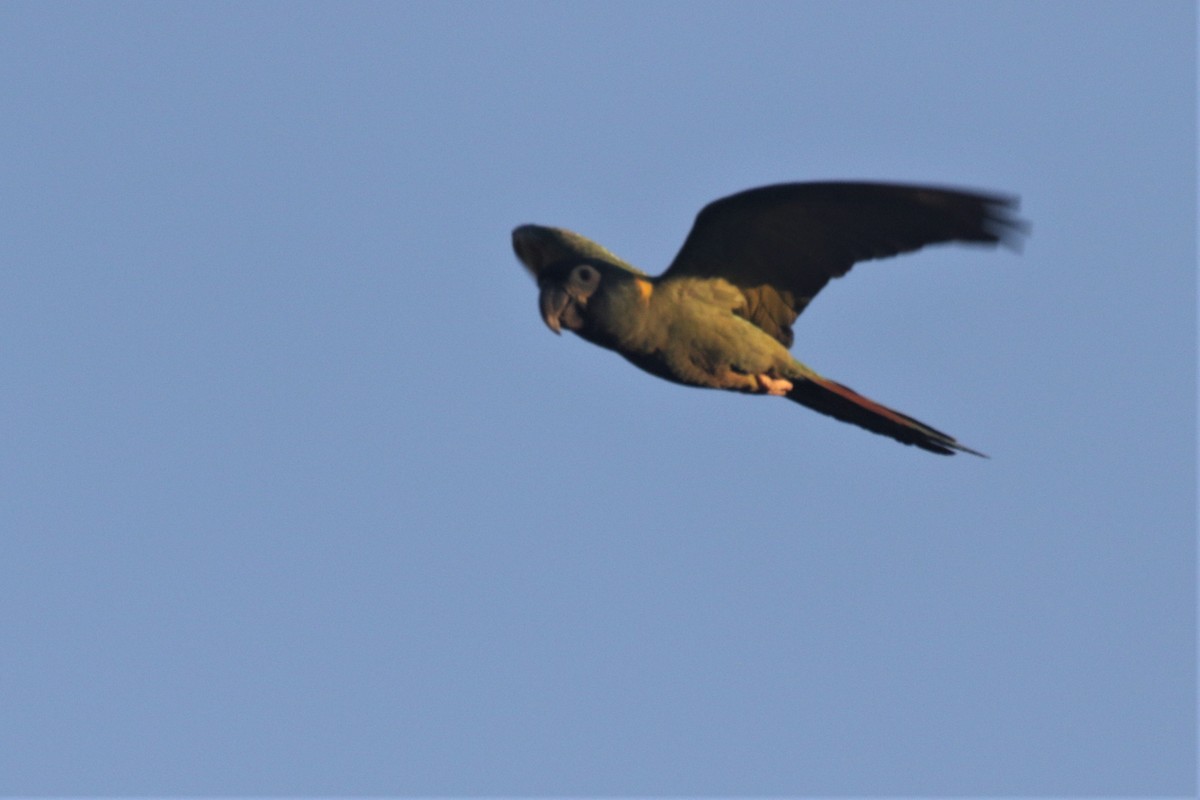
(578, 276), (654, 352)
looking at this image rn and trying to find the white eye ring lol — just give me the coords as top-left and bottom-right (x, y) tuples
(574, 265), (596, 283)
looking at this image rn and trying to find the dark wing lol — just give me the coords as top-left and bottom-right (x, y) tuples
(659, 182), (1027, 346)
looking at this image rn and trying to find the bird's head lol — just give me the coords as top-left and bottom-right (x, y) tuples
(534, 260), (605, 335)
(512, 224), (648, 338)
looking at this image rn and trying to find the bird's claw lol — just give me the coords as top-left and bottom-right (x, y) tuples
(755, 374), (793, 396)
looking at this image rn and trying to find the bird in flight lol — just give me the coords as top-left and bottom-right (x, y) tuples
(512, 182), (1026, 456)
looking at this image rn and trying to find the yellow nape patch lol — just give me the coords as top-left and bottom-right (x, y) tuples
(635, 278), (654, 301)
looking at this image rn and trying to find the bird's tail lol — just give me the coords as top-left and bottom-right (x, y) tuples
(785, 373), (985, 457)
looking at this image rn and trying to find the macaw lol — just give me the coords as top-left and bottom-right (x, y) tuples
(513, 182), (1025, 456)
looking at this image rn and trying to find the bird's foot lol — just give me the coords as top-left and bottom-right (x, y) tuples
(755, 374), (793, 396)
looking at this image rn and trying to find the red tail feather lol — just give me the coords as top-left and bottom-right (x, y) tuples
(787, 373), (985, 457)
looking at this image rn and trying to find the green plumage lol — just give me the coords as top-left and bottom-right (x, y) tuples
(513, 182), (1026, 456)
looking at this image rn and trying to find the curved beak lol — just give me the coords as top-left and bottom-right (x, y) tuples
(538, 285), (570, 335)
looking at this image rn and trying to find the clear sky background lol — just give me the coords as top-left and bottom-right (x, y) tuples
(1, 1), (1195, 795)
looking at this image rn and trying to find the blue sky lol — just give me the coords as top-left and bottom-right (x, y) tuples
(1, 1), (1195, 795)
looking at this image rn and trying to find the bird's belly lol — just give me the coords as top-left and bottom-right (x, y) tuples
(623, 312), (794, 392)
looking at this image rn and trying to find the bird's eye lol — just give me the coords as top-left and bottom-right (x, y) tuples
(574, 265), (596, 284)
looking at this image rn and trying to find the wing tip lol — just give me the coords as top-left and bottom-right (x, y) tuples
(980, 193), (1031, 253)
